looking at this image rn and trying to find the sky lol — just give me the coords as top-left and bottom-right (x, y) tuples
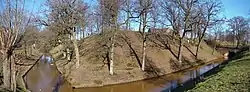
(1, 0), (250, 31)
(221, 0), (250, 19)
(24, 0), (250, 18)
(1, 0), (249, 18)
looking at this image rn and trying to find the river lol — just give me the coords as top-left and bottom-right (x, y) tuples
(25, 55), (225, 92)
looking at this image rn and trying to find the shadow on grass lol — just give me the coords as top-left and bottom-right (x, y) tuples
(184, 45), (196, 57)
(143, 56), (166, 78)
(100, 51), (111, 71)
(120, 34), (142, 68)
(142, 56), (170, 86)
(147, 33), (178, 59)
(169, 56), (205, 73)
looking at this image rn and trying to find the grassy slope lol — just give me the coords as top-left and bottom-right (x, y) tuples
(188, 51), (250, 92)
(56, 31), (222, 88)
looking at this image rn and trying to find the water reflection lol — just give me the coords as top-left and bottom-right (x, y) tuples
(25, 56), (224, 92)
(25, 55), (72, 92)
(74, 58), (223, 92)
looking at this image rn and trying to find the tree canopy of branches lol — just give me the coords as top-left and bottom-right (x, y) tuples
(43, 0), (87, 68)
(228, 16), (250, 48)
(160, 0), (222, 62)
(99, 0), (121, 75)
(194, 0), (222, 58)
(0, 0), (32, 91)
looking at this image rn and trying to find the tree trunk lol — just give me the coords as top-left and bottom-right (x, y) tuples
(30, 45), (33, 56)
(3, 54), (16, 92)
(125, 14), (129, 31)
(236, 39), (240, 48)
(24, 41), (27, 58)
(195, 40), (202, 59)
(212, 44), (216, 55)
(141, 12), (147, 71)
(72, 27), (80, 68)
(3, 55), (11, 89)
(110, 33), (115, 75)
(109, 14), (118, 75)
(10, 56), (16, 92)
(125, 0), (130, 31)
(177, 38), (183, 64)
(139, 16), (142, 32)
(142, 36), (146, 71)
(82, 29), (85, 38)
(96, 19), (100, 33)
(101, 20), (104, 34)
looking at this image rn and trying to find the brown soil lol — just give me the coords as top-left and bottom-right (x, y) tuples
(55, 31), (222, 88)
(14, 49), (42, 91)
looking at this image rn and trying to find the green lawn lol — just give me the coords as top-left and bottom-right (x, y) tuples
(188, 51), (250, 92)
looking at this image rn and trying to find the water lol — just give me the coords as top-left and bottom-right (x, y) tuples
(25, 55), (72, 92)
(25, 56), (225, 92)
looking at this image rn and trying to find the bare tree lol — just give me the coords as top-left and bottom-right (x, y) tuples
(177, 0), (198, 63)
(160, 0), (182, 37)
(0, 0), (31, 91)
(150, 1), (160, 28)
(136, 0), (153, 71)
(44, 0), (87, 68)
(22, 25), (40, 57)
(160, 0), (198, 64)
(162, 0), (197, 63)
(195, 0), (222, 58)
(86, 4), (102, 34)
(120, 0), (132, 31)
(211, 21), (224, 54)
(99, 0), (120, 75)
(228, 16), (250, 48)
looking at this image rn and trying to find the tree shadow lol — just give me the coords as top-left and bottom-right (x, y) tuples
(143, 56), (166, 77)
(100, 50), (111, 71)
(120, 33), (142, 68)
(184, 45), (196, 57)
(142, 56), (169, 86)
(147, 33), (178, 59)
(169, 58), (181, 71)
(79, 35), (111, 72)
(169, 56), (204, 72)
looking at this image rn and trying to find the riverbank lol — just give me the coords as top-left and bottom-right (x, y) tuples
(188, 50), (250, 92)
(55, 31), (222, 88)
(0, 55), (41, 92)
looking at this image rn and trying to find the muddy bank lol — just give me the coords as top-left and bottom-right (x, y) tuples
(56, 57), (223, 88)
(22, 55), (225, 92)
(16, 54), (42, 91)
(55, 31), (222, 88)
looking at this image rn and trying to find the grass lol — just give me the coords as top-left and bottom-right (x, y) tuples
(188, 51), (250, 92)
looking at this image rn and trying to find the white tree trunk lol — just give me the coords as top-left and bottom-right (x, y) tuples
(142, 39), (146, 71)
(110, 34), (115, 75)
(72, 28), (80, 69)
(66, 48), (71, 61)
(141, 11), (147, 71)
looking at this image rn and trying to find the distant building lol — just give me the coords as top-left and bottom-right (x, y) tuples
(148, 28), (172, 33)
